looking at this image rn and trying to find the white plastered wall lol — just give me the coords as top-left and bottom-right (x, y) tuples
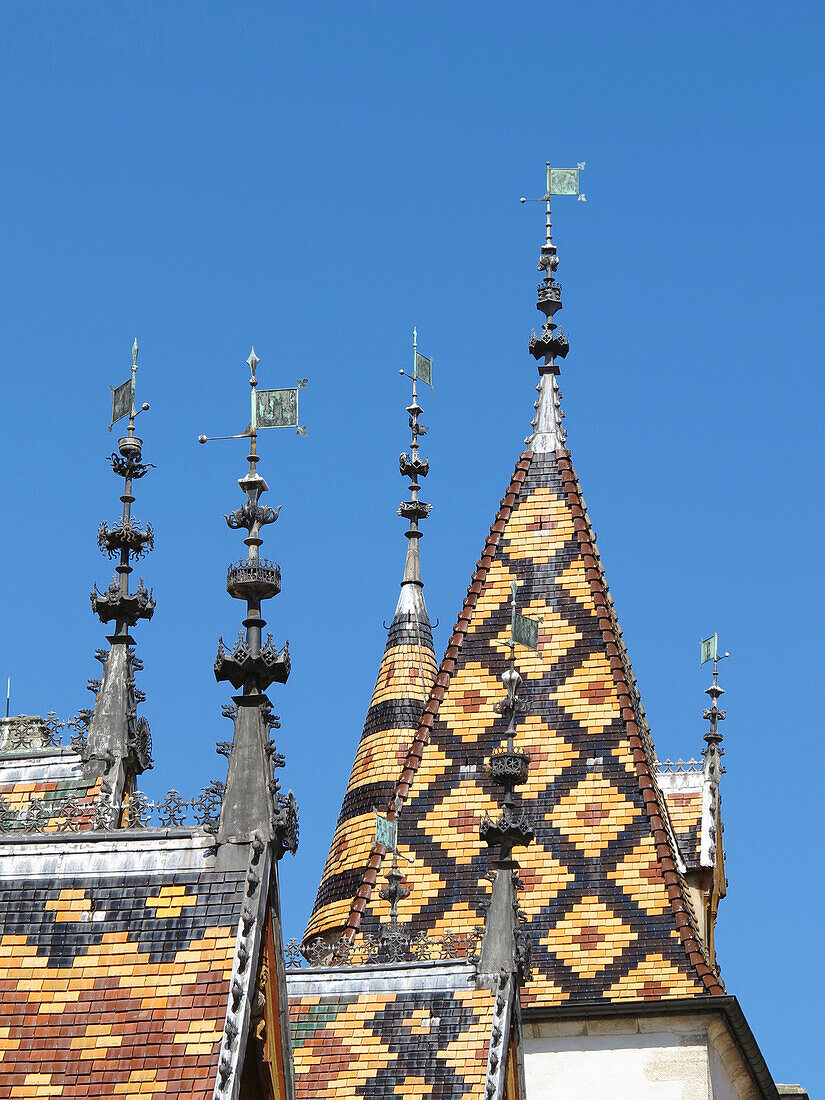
(523, 1014), (760, 1100)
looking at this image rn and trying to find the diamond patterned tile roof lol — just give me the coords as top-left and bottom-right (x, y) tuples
(0, 834), (269, 1097)
(335, 446), (724, 1007)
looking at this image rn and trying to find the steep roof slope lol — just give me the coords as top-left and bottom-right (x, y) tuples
(0, 832), (274, 1098)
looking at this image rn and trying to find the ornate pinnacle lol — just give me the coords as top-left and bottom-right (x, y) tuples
(378, 796), (411, 958)
(85, 341), (154, 775)
(702, 643), (728, 756)
(398, 328), (432, 551)
(480, 582), (535, 861)
(93, 341), (155, 643)
(199, 349), (307, 698)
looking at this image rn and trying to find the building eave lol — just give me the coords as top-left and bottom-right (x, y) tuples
(521, 995), (779, 1100)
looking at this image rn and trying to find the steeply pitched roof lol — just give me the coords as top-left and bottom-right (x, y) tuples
(336, 448), (723, 1006)
(288, 961), (516, 1100)
(0, 831), (274, 1097)
(305, 619), (437, 943)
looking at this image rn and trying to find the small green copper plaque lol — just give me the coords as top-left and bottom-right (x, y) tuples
(513, 611), (540, 650)
(549, 168), (580, 196)
(375, 813), (397, 850)
(414, 351), (433, 388)
(257, 387), (299, 429)
(109, 378), (133, 432)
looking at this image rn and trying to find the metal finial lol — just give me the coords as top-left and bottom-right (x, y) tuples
(132, 338), (138, 367)
(201, 350), (308, 704)
(700, 636), (729, 747)
(397, 329), (432, 550)
(522, 163), (585, 450)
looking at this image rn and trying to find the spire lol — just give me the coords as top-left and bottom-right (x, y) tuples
(303, 336), (437, 947)
(201, 350), (304, 853)
(522, 162), (585, 452)
(84, 339), (154, 791)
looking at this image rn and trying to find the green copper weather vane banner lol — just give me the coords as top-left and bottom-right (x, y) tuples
(252, 379), (308, 436)
(374, 812), (397, 851)
(699, 633), (718, 667)
(513, 611), (540, 651)
(109, 378), (133, 431)
(546, 164), (586, 199)
(109, 339), (141, 432)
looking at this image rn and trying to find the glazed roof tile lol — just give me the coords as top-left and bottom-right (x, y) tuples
(335, 448), (723, 1007)
(305, 617), (437, 944)
(0, 833), (266, 1097)
(289, 974), (498, 1100)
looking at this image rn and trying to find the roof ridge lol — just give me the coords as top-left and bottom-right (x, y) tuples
(555, 447), (723, 995)
(341, 451), (534, 941)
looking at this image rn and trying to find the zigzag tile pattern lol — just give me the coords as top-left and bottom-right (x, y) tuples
(306, 614), (437, 942)
(0, 870), (243, 1096)
(349, 450), (723, 1005)
(290, 987), (493, 1100)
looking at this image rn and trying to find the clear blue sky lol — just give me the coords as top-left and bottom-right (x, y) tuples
(0, 1), (820, 1090)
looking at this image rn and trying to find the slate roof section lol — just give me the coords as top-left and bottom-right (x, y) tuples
(0, 834), (264, 1098)
(338, 447), (724, 1006)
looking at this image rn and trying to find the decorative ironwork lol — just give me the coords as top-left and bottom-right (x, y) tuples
(272, 791), (299, 859)
(226, 558), (281, 601)
(655, 757), (703, 774)
(226, 500), (281, 532)
(480, 582), (535, 859)
(91, 576), (155, 626)
(285, 929), (484, 969)
(193, 780), (225, 834)
(156, 789), (188, 827)
(126, 791), (153, 829)
(214, 632), (290, 692)
(97, 518), (154, 559)
(0, 715), (66, 752)
(93, 782), (117, 831)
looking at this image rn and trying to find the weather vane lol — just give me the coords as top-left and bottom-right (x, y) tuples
(521, 162), (586, 253)
(109, 338), (150, 434)
(198, 347), (307, 446)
